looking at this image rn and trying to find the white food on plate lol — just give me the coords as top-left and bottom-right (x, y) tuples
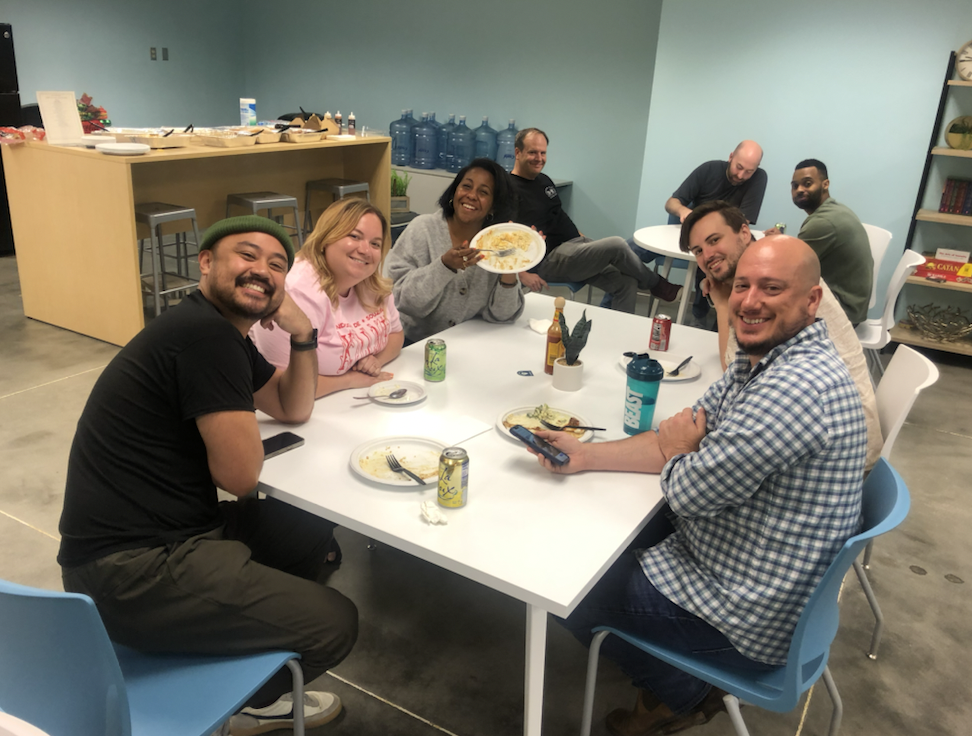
(476, 229), (535, 271)
(358, 446), (440, 481)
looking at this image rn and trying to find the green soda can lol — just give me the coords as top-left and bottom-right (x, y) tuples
(424, 338), (446, 382)
(775, 222), (787, 234)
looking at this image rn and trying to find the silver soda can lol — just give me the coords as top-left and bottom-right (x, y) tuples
(649, 314), (671, 352)
(438, 447), (468, 508)
(424, 338), (446, 382)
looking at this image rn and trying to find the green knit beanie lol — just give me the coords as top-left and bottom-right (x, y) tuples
(199, 215), (296, 268)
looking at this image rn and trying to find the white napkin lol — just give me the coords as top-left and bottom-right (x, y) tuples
(529, 319), (552, 334)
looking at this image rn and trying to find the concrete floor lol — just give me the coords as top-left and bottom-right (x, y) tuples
(1, 254), (970, 736)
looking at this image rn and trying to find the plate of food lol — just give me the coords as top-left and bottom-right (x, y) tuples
(350, 436), (445, 487)
(95, 142), (150, 156)
(496, 404), (593, 443)
(619, 353), (701, 382)
(471, 223), (546, 274)
(367, 380), (426, 405)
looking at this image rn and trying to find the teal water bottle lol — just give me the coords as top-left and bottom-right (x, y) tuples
(623, 353), (663, 435)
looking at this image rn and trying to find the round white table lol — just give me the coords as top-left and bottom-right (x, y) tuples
(634, 224), (763, 325)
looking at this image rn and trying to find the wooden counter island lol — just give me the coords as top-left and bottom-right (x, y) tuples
(1, 136), (391, 346)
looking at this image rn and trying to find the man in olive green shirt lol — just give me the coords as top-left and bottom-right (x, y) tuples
(766, 159), (872, 325)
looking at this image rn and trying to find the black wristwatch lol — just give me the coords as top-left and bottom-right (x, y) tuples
(290, 329), (318, 352)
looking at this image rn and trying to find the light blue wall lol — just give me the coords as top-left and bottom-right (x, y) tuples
(240, 0), (663, 240)
(5, 0), (244, 126)
(637, 0), (972, 317)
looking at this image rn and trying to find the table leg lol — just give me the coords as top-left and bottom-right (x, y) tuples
(675, 261), (696, 325)
(524, 603), (548, 736)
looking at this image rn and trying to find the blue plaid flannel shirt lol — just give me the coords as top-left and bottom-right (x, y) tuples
(638, 320), (866, 665)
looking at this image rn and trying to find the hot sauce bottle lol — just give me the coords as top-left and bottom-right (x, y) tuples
(545, 296), (566, 375)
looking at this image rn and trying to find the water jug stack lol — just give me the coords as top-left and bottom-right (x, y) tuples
(448, 116), (475, 172)
(438, 114), (456, 171)
(495, 119), (518, 172)
(412, 113), (437, 169)
(473, 116), (498, 161)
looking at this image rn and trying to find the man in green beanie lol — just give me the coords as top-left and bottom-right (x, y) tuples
(57, 216), (355, 734)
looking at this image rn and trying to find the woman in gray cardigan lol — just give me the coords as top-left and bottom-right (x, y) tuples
(387, 158), (525, 343)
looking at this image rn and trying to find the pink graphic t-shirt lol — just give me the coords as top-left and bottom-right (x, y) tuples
(251, 259), (402, 374)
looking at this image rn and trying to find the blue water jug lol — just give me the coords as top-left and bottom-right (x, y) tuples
(623, 353), (664, 435)
(438, 113), (456, 170)
(495, 119), (518, 172)
(412, 113), (437, 170)
(448, 116), (474, 172)
(404, 109), (420, 166)
(473, 116), (498, 160)
(390, 110), (411, 166)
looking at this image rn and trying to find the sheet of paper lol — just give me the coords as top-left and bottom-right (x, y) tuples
(36, 91), (84, 146)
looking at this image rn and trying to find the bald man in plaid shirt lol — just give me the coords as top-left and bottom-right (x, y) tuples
(528, 236), (867, 736)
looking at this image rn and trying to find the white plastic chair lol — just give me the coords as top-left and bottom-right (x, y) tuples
(861, 224), (893, 311)
(854, 345), (939, 659)
(855, 249), (925, 379)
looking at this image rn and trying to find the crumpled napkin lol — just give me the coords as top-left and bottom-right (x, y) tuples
(529, 318), (552, 334)
(421, 499), (448, 525)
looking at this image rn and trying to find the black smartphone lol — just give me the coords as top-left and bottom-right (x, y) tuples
(509, 424), (570, 466)
(262, 431), (305, 459)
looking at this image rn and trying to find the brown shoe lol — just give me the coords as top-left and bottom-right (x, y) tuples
(657, 687), (729, 735)
(605, 689), (684, 736)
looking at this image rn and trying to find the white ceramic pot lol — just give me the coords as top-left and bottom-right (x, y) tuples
(552, 358), (583, 391)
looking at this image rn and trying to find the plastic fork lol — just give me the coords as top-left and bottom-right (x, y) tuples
(539, 419), (606, 432)
(385, 454), (426, 485)
(476, 247), (518, 257)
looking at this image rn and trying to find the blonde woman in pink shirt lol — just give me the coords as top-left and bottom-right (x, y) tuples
(252, 199), (403, 397)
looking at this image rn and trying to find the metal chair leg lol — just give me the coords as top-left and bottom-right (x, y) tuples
(862, 539), (874, 569)
(580, 630), (610, 736)
(822, 666), (843, 736)
(724, 693), (751, 736)
(285, 658), (306, 736)
(853, 559), (884, 659)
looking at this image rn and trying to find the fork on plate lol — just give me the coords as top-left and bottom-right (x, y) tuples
(385, 454), (426, 485)
(476, 247), (517, 257)
(539, 419), (606, 432)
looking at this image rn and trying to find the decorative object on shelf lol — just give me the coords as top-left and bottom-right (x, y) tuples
(391, 169), (411, 213)
(956, 38), (972, 81)
(77, 92), (111, 134)
(552, 309), (591, 391)
(945, 116), (972, 151)
(905, 303), (972, 342)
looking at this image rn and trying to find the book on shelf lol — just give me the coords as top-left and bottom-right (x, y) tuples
(915, 253), (972, 283)
(939, 177), (972, 214)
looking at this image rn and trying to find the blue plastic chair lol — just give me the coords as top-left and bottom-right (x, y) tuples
(580, 458), (910, 736)
(547, 281), (592, 304)
(0, 580), (305, 736)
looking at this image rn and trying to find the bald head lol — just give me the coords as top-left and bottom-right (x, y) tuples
(729, 235), (823, 365)
(727, 140), (763, 186)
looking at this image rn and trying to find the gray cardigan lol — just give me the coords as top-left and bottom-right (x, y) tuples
(386, 212), (525, 342)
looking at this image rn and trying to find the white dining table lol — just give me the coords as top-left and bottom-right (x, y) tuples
(634, 224), (761, 326)
(255, 293), (722, 736)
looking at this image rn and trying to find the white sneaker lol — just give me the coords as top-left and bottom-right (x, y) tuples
(228, 691), (342, 735)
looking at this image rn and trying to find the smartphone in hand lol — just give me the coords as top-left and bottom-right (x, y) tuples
(509, 425), (570, 466)
(262, 431), (305, 459)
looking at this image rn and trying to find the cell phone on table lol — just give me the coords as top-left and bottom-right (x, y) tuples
(262, 431), (305, 459)
(509, 424), (570, 466)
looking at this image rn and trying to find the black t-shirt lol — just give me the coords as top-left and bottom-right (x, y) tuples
(511, 173), (580, 251)
(672, 160), (768, 224)
(57, 291), (276, 568)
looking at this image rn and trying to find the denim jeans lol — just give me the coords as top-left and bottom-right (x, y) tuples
(599, 239), (665, 309)
(557, 519), (774, 715)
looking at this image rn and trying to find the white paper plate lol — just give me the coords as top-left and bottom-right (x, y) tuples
(471, 223), (546, 274)
(368, 380), (426, 405)
(496, 405), (594, 443)
(350, 436), (445, 487)
(619, 354), (701, 382)
(95, 142), (150, 156)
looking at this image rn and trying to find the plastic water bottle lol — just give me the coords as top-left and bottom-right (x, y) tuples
(448, 116), (474, 172)
(623, 354), (663, 435)
(438, 114), (456, 170)
(495, 119), (518, 172)
(473, 116), (498, 160)
(390, 110), (411, 166)
(412, 113), (437, 170)
(404, 109), (420, 165)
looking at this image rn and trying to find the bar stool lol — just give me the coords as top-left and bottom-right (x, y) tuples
(134, 202), (201, 317)
(303, 178), (370, 233)
(225, 192), (304, 250)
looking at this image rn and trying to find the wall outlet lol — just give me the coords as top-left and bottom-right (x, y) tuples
(162, 47), (168, 61)
(150, 47), (157, 61)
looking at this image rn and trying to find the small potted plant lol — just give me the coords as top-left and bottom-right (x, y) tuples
(391, 169), (411, 213)
(553, 309), (591, 391)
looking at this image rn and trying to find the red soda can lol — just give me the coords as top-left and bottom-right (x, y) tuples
(649, 314), (671, 352)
